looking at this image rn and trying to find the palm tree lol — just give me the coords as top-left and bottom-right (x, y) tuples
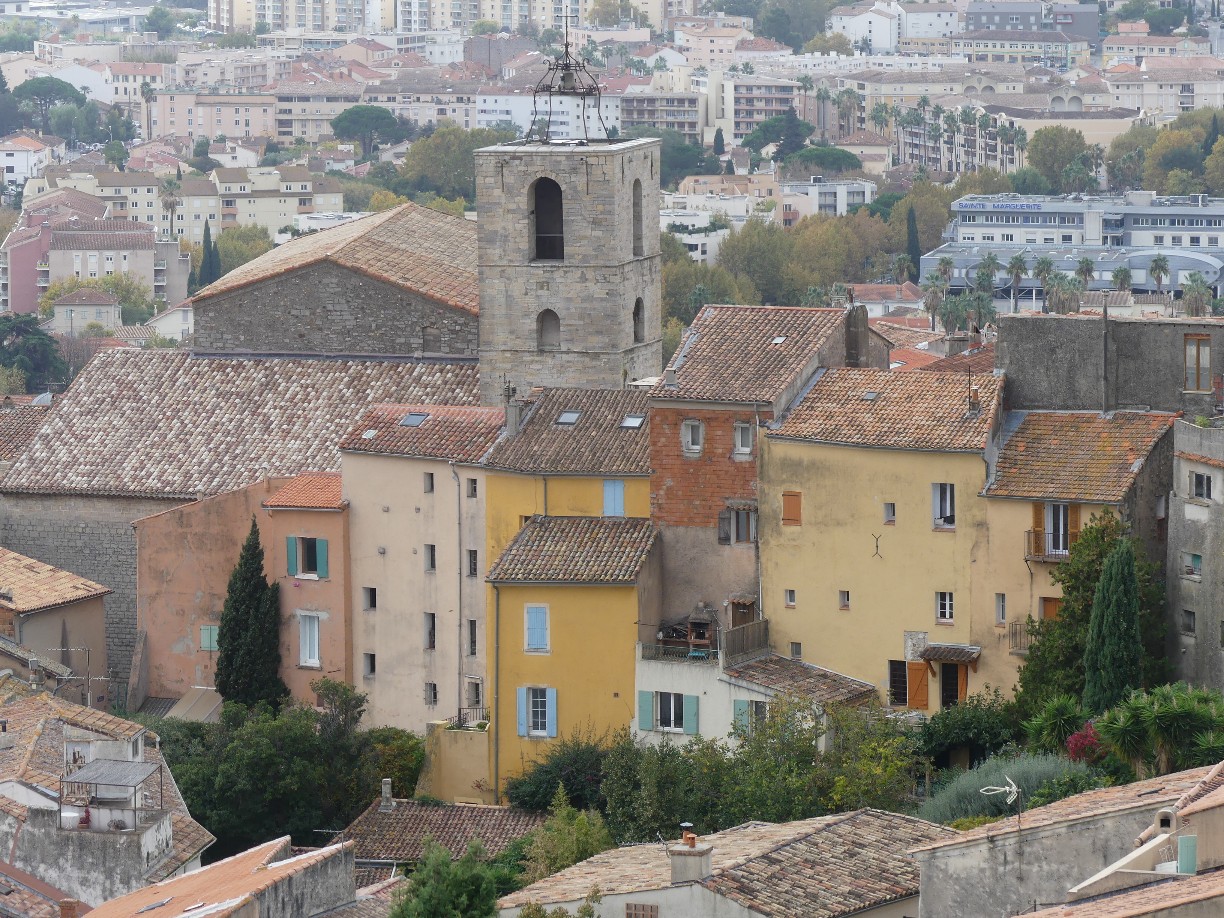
(977, 252), (1001, 296)
(140, 80), (155, 141)
(943, 111), (960, 172)
(928, 120), (944, 172)
(1112, 265), (1132, 292)
(893, 253), (913, 285)
(814, 86), (831, 140)
(158, 177), (182, 239)
(917, 94), (930, 166)
(1007, 253), (1028, 313)
(870, 101), (890, 137)
(1033, 255), (1055, 313)
(1076, 257), (1096, 288)
(1182, 271), (1211, 316)
(797, 75), (814, 119)
(920, 270), (947, 331)
(1149, 254), (1170, 295)
(1048, 274), (1085, 314)
(835, 88), (860, 139)
(937, 255), (955, 285)
(1015, 127), (1028, 168)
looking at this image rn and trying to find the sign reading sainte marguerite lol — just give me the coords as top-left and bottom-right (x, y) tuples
(955, 201), (1045, 211)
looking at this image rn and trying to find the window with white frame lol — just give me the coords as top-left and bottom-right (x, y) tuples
(299, 613), (320, 666)
(529, 686), (549, 735)
(525, 605), (549, 652)
(933, 483), (955, 527)
(996, 593), (1006, 625)
(937, 591), (955, 622)
(658, 691), (684, 731)
(733, 422), (753, 455)
(1193, 471), (1213, 501)
(681, 419), (703, 453)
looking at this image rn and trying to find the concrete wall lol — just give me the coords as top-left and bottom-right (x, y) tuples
(15, 806), (151, 906)
(14, 595), (108, 709)
(475, 139), (664, 403)
(256, 844), (355, 917)
(0, 493), (181, 697)
(192, 261), (478, 358)
(414, 719), (494, 804)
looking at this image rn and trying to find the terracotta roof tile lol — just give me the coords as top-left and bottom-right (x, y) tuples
(485, 388), (650, 476)
(1028, 867), (1224, 917)
(890, 346), (942, 370)
(263, 472), (345, 510)
(650, 306), (846, 403)
(724, 655), (877, 706)
(340, 404), (504, 463)
(193, 203), (477, 314)
(1178, 450), (1224, 470)
(0, 860), (79, 918)
(0, 405), (50, 462)
(336, 799), (544, 863)
(487, 516), (657, 584)
(869, 320), (943, 349)
(917, 343), (996, 374)
(0, 546), (111, 614)
(986, 411), (1175, 502)
(52, 288), (119, 306)
(501, 809), (957, 913)
(772, 368), (1001, 452)
(26, 187), (109, 219)
(848, 282), (922, 303)
(0, 350), (478, 499)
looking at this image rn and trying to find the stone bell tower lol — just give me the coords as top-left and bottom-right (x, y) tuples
(473, 44), (662, 404)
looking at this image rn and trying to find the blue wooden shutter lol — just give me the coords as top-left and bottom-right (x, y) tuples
(516, 687), (528, 737)
(638, 691), (654, 731)
(733, 699), (750, 733)
(526, 606), (547, 650)
(286, 537), (298, 576)
(683, 694), (699, 736)
(546, 687), (558, 738)
(317, 539), (329, 578)
(603, 480), (625, 517)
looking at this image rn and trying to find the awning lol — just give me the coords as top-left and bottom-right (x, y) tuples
(920, 643), (982, 668)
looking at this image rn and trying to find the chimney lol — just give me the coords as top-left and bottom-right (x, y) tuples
(59, 900), (80, 918)
(379, 777), (394, 812)
(668, 835), (713, 884)
(505, 400), (521, 436)
(968, 385), (981, 416)
(664, 367), (677, 388)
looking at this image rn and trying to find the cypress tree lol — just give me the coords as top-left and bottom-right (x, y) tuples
(905, 205), (922, 282)
(713, 127), (725, 156)
(207, 228), (222, 283)
(200, 221), (217, 286)
(1082, 541), (1144, 715)
(1205, 113), (1220, 157)
(215, 518), (288, 708)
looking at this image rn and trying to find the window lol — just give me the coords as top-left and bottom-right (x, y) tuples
(425, 682), (438, 705)
(557, 410), (581, 425)
(782, 491), (802, 526)
(525, 605), (549, 652)
(286, 536), (328, 578)
(888, 660), (907, 705)
(468, 549), (479, 576)
(941, 662), (966, 708)
(937, 591), (955, 622)
(1182, 609), (1197, 635)
(468, 619), (477, 656)
(1193, 471), (1213, 501)
(518, 686), (554, 737)
(362, 587), (377, 611)
(784, 589), (796, 607)
(633, 298), (645, 343)
(363, 652), (377, 677)
(466, 478), (477, 498)
(625, 905), (659, 918)
(734, 508), (757, 543)
(733, 422), (753, 455)
(884, 502), (896, 524)
(621, 414), (646, 429)
(299, 613), (320, 667)
(681, 419), (703, 453)
(537, 309), (560, 351)
(603, 479), (625, 517)
(632, 178), (644, 257)
(996, 593), (1006, 625)
(839, 590), (850, 609)
(1046, 502), (1071, 555)
(424, 544), (436, 571)
(933, 483), (955, 527)
(425, 612), (436, 650)
(532, 177), (564, 260)
(1186, 335), (1211, 391)
(789, 641), (802, 659)
(1183, 551), (1203, 578)
(200, 625), (218, 652)
(658, 691), (684, 731)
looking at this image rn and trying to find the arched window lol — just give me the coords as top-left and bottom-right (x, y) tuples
(632, 179), (643, 257)
(532, 178), (564, 260)
(537, 309), (560, 350)
(632, 298), (644, 343)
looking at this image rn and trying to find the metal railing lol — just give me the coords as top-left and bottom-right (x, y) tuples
(1024, 530), (1079, 562)
(446, 707), (488, 728)
(1009, 620), (1032, 655)
(641, 643), (718, 664)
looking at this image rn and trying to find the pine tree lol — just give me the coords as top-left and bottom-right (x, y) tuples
(215, 518), (288, 708)
(713, 127), (725, 156)
(1082, 541), (1144, 715)
(905, 205), (921, 282)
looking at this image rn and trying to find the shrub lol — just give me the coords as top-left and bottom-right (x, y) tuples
(1026, 771), (1108, 810)
(918, 754), (1094, 825)
(504, 729), (609, 813)
(1066, 722), (1104, 764)
(919, 687), (1018, 765)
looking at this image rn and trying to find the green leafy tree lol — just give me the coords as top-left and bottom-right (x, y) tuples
(1026, 125), (1088, 193)
(1182, 271), (1212, 316)
(504, 729), (610, 813)
(103, 139), (128, 171)
(216, 224), (272, 276)
(400, 124), (517, 201)
(783, 145), (861, 174)
(197, 220), (216, 286)
(740, 110), (815, 153)
(523, 785), (614, 883)
(331, 105), (399, 160)
(13, 76), (85, 133)
(0, 313), (65, 391)
(1010, 166), (1051, 195)
(1096, 683), (1224, 778)
(214, 519), (288, 709)
(391, 840), (498, 918)
(919, 688), (1017, 766)
(39, 273), (154, 322)
(1112, 265), (1132, 292)
(143, 4), (178, 39)
(717, 218), (794, 304)
(1082, 542), (1144, 714)
(621, 126), (720, 189)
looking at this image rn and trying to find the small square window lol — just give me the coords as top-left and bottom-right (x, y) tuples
(784, 589), (796, 607)
(468, 549), (479, 576)
(681, 419), (703, 452)
(363, 652), (376, 677)
(425, 544), (436, 571)
(1183, 552), (1203, 578)
(789, 641), (802, 659)
(1193, 472), (1212, 501)
(425, 612), (436, 650)
(1182, 609), (1197, 635)
(996, 593), (1006, 625)
(466, 478), (478, 498)
(425, 681), (438, 705)
(733, 422), (753, 454)
(839, 590), (850, 609)
(884, 502), (896, 524)
(424, 472), (434, 493)
(362, 587), (377, 611)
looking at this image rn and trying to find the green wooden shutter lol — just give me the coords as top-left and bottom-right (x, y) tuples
(317, 539), (329, 578)
(286, 537), (298, 576)
(638, 691), (654, 731)
(733, 699), (750, 733)
(683, 694), (700, 736)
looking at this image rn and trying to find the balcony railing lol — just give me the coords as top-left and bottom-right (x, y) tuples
(1025, 530), (1079, 562)
(1009, 620), (1032, 656)
(641, 643), (718, 664)
(446, 706), (488, 728)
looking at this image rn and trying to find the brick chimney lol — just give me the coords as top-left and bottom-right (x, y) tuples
(668, 832), (713, 884)
(59, 900), (80, 918)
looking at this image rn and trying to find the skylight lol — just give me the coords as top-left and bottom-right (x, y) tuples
(771, 336), (787, 345)
(361, 429), (377, 439)
(399, 412), (429, 428)
(621, 414), (646, 429)
(557, 410), (581, 425)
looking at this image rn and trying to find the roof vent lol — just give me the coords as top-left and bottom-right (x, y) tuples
(399, 412), (429, 428)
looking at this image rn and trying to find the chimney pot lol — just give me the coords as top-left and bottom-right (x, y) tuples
(59, 899), (80, 918)
(664, 367), (677, 387)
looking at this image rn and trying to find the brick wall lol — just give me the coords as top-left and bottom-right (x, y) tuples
(192, 261), (478, 357)
(0, 493), (182, 702)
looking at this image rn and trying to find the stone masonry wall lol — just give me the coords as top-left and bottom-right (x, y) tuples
(0, 493), (181, 699)
(193, 261), (478, 357)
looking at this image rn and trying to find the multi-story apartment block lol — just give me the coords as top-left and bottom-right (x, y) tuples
(176, 50), (296, 91)
(620, 91), (706, 144)
(965, 1), (1042, 31)
(474, 90), (620, 140)
(211, 0), (395, 31)
(779, 176), (876, 225)
(107, 62), (171, 136)
(0, 131), (65, 190)
(1102, 34), (1211, 66)
(699, 73), (798, 143)
(1101, 64), (1224, 116)
(674, 24), (751, 68)
(952, 29), (1090, 67)
(829, 2), (901, 53)
(922, 191), (1224, 297)
(153, 91), (277, 139)
(274, 79), (364, 140)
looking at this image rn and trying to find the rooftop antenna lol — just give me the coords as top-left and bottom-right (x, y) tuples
(527, 12), (609, 143)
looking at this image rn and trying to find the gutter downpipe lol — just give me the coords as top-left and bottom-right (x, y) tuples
(492, 583), (501, 804)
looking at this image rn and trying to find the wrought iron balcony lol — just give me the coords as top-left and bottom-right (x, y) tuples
(446, 706), (488, 729)
(1009, 620), (1032, 656)
(641, 643), (718, 664)
(1025, 530), (1078, 562)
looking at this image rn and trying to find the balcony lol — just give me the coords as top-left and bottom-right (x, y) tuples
(1009, 620), (1032, 656)
(1025, 529), (1078, 562)
(641, 643), (719, 664)
(445, 706), (488, 729)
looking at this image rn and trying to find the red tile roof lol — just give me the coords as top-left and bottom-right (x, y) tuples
(772, 368), (1001, 452)
(487, 515), (657, 584)
(724, 654), (877, 706)
(1028, 868), (1224, 917)
(917, 343), (996, 375)
(340, 404), (504, 463)
(890, 346), (942, 370)
(0, 546), (111, 614)
(263, 472), (345, 510)
(337, 798), (545, 863)
(986, 411), (1175, 503)
(52, 288), (119, 306)
(0, 404), (50, 462)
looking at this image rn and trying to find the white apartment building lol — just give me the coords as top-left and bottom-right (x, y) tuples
(780, 176), (876, 224)
(176, 49), (297, 91)
(829, 2), (901, 53)
(674, 24), (751, 69)
(0, 132), (65, 189)
(474, 90), (620, 140)
(898, 2), (962, 38)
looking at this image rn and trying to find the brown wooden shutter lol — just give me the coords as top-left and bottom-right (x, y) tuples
(957, 663), (968, 701)
(1031, 502), (1044, 555)
(906, 661), (928, 709)
(1068, 503), (1081, 541)
(1042, 597), (1062, 621)
(782, 491), (802, 526)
